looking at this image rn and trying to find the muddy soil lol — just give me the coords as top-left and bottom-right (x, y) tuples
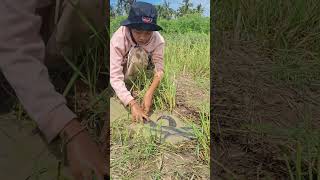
(212, 41), (320, 179)
(0, 113), (72, 180)
(176, 74), (210, 120)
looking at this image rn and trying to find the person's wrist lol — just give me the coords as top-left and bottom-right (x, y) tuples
(131, 103), (140, 112)
(59, 118), (87, 165)
(129, 99), (137, 108)
(59, 118), (82, 139)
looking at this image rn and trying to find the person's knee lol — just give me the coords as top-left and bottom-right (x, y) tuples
(130, 47), (149, 65)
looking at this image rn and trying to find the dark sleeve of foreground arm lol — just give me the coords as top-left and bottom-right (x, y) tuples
(0, 0), (76, 142)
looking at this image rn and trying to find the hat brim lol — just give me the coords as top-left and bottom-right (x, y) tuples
(120, 19), (163, 31)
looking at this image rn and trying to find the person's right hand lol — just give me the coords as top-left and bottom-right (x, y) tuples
(129, 100), (149, 123)
(60, 119), (108, 180)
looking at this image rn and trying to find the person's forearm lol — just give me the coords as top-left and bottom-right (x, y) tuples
(146, 72), (163, 95)
(0, 0), (76, 142)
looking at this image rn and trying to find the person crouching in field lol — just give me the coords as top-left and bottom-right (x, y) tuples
(110, 2), (165, 122)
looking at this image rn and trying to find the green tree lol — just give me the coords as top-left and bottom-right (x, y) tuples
(110, 5), (116, 18)
(123, 0), (135, 15)
(195, 4), (204, 14)
(177, 0), (193, 16)
(115, 0), (124, 16)
(157, 0), (176, 20)
(114, 0), (136, 16)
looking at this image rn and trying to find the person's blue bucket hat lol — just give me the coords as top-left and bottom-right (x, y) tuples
(121, 1), (163, 31)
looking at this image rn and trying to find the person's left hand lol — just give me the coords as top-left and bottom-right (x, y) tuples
(142, 91), (153, 115)
(60, 119), (108, 180)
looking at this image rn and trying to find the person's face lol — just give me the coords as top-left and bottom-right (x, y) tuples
(131, 28), (153, 45)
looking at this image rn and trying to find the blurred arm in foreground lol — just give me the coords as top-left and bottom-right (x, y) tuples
(0, 0), (108, 179)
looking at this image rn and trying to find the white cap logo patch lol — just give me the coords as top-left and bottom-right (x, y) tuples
(142, 16), (153, 23)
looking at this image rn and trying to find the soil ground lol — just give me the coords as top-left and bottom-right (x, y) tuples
(212, 41), (320, 179)
(0, 113), (72, 180)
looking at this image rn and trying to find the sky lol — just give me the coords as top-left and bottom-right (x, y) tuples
(110, 0), (210, 17)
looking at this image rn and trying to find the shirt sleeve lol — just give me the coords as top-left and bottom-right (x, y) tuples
(0, 0), (76, 142)
(152, 42), (165, 74)
(110, 35), (134, 106)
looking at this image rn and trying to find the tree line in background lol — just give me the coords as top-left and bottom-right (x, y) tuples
(110, 0), (205, 19)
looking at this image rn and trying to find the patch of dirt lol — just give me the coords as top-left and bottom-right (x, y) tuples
(212, 41), (320, 179)
(0, 113), (72, 179)
(110, 142), (209, 179)
(176, 74), (210, 119)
